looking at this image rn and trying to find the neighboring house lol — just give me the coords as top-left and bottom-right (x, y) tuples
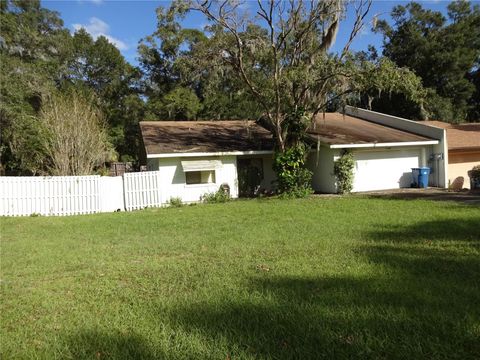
(140, 107), (448, 202)
(422, 121), (480, 189)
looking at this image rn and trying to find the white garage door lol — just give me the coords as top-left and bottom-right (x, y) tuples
(352, 149), (421, 192)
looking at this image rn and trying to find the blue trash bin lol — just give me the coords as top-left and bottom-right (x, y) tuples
(411, 167), (430, 188)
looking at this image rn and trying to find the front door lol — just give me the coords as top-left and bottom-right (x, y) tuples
(237, 158), (264, 197)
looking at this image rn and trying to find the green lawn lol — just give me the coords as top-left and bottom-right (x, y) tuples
(1, 196), (479, 359)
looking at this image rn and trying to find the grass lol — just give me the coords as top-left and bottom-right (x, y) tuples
(1, 196), (479, 359)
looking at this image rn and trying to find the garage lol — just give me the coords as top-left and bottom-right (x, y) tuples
(307, 109), (445, 193)
(352, 148), (422, 192)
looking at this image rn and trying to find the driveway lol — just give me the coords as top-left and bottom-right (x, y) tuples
(360, 188), (480, 206)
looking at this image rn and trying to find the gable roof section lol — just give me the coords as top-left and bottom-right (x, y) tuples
(422, 121), (480, 152)
(140, 120), (274, 157)
(307, 113), (438, 148)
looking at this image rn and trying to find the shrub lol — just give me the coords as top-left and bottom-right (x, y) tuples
(168, 197), (184, 207)
(333, 150), (355, 194)
(273, 144), (313, 198)
(40, 90), (115, 175)
(468, 165), (480, 179)
(201, 189), (231, 204)
(468, 165), (480, 189)
(277, 184), (313, 199)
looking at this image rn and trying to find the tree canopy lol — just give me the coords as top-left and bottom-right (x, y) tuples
(0, 0), (143, 174)
(0, 0), (70, 174)
(374, 0), (480, 122)
(141, 0), (425, 154)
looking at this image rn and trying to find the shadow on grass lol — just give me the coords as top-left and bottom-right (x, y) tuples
(365, 191), (480, 205)
(169, 275), (479, 359)
(61, 330), (157, 360)
(361, 218), (480, 284)
(368, 218), (480, 244)
(164, 219), (480, 359)
(58, 219), (480, 359)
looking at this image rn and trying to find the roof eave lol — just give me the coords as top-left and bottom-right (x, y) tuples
(329, 140), (439, 149)
(146, 150), (274, 159)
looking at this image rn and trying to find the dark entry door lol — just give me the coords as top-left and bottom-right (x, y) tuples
(237, 158), (264, 197)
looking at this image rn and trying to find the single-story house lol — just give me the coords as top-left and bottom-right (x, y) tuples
(422, 121), (480, 189)
(140, 107), (448, 202)
(140, 120), (277, 202)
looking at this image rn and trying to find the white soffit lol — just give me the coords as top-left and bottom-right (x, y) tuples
(329, 140), (439, 149)
(181, 159), (222, 172)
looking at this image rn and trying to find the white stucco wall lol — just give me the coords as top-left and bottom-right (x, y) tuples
(307, 145), (435, 193)
(147, 155), (238, 203)
(307, 146), (339, 193)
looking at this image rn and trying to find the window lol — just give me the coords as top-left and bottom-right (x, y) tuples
(185, 170), (216, 185)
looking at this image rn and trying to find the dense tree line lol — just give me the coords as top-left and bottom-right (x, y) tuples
(1, 0), (479, 178)
(0, 0), (143, 175)
(372, 0), (480, 122)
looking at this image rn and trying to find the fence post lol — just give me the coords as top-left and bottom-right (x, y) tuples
(124, 172), (129, 211)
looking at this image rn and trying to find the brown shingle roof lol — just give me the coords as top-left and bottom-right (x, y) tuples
(422, 121), (480, 151)
(308, 113), (435, 145)
(140, 113), (439, 156)
(140, 120), (274, 155)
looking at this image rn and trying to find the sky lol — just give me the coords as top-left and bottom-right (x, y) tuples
(43, 0), (460, 66)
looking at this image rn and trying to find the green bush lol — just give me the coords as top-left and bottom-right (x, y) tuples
(168, 197), (184, 207)
(468, 165), (480, 179)
(468, 165), (480, 189)
(201, 189), (231, 204)
(333, 150), (355, 194)
(273, 144), (313, 198)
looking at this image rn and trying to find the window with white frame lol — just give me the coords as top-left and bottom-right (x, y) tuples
(185, 170), (216, 185)
(181, 159), (220, 185)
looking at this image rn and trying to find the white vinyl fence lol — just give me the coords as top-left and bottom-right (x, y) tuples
(123, 171), (162, 211)
(0, 171), (164, 217)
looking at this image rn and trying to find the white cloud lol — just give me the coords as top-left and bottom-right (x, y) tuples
(72, 17), (128, 50)
(73, 17), (108, 35)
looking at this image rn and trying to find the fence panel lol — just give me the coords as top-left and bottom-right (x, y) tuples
(123, 171), (162, 211)
(0, 176), (100, 216)
(99, 176), (125, 212)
